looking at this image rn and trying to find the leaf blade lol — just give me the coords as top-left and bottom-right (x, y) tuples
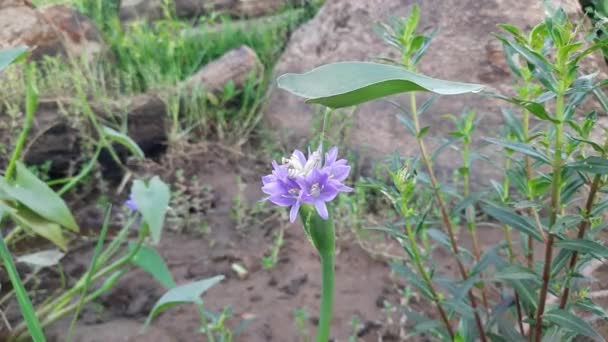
(277, 62), (484, 109)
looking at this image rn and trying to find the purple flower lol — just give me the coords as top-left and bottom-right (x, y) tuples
(125, 194), (138, 211)
(262, 146), (352, 222)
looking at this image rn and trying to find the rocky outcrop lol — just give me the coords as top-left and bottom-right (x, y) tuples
(263, 0), (580, 181)
(0, 3), (103, 62)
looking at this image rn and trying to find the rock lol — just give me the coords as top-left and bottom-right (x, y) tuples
(39, 4), (104, 62)
(263, 0), (579, 182)
(0, 0), (33, 10)
(0, 5), (65, 60)
(47, 319), (175, 342)
(0, 4), (103, 62)
(184, 45), (264, 94)
(120, 0), (295, 22)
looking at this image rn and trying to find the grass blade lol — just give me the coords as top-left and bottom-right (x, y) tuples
(0, 219), (45, 341)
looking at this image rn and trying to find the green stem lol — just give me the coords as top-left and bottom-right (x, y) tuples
(409, 92), (487, 341)
(463, 139), (489, 311)
(502, 153), (525, 335)
(405, 222), (454, 339)
(300, 205), (335, 342)
(5, 66), (37, 181)
(317, 252), (334, 342)
(534, 89), (565, 342)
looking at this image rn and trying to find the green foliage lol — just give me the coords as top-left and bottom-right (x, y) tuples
(277, 62), (484, 109)
(131, 176), (171, 244)
(278, 4), (608, 341)
(145, 275), (225, 326)
(130, 245), (177, 288)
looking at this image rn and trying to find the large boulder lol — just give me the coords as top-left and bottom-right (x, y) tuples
(263, 0), (579, 180)
(0, 4), (103, 62)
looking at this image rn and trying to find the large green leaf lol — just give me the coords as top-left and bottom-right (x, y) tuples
(0, 46), (27, 71)
(145, 275), (224, 326)
(0, 162), (78, 232)
(131, 176), (170, 244)
(130, 244), (176, 289)
(543, 309), (604, 341)
(277, 62), (484, 108)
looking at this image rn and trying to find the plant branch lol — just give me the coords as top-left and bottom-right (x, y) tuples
(533, 90), (565, 342)
(409, 92), (487, 342)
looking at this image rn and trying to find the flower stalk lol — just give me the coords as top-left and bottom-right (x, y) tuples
(300, 205), (335, 342)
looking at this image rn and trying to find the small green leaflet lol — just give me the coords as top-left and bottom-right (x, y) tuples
(131, 176), (170, 244)
(130, 244), (176, 289)
(0, 46), (27, 71)
(144, 275), (224, 327)
(278, 62), (484, 109)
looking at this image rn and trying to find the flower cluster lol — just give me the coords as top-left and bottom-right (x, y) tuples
(262, 146), (352, 222)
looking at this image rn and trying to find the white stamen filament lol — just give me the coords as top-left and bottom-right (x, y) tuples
(283, 151), (322, 178)
(311, 183), (320, 197)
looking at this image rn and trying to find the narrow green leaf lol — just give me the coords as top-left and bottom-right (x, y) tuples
(567, 156), (608, 174)
(130, 244), (176, 289)
(483, 205), (544, 241)
(576, 298), (608, 319)
(544, 309), (605, 341)
(131, 176), (170, 244)
(145, 275), (225, 326)
(102, 126), (145, 159)
(492, 265), (539, 282)
(509, 280), (537, 311)
(391, 263), (434, 300)
(0, 162), (78, 231)
(277, 62), (484, 109)
(484, 138), (550, 163)
(0, 231), (45, 341)
(555, 238), (608, 257)
(0, 46), (27, 71)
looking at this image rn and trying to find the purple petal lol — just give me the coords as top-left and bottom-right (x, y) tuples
(290, 201), (301, 223)
(315, 201), (328, 219)
(324, 147), (338, 167)
(268, 194), (297, 207)
(293, 149), (307, 166)
(262, 182), (286, 195)
(329, 165), (350, 181)
(125, 196), (137, 211)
